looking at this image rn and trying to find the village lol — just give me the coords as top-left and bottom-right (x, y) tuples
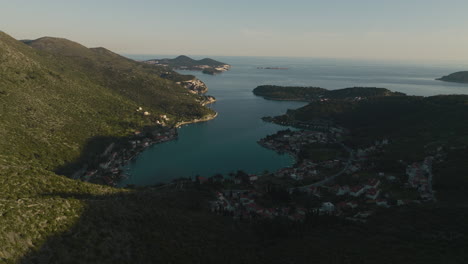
(72, 113), (178, 186)
(207, 127), (438, 223)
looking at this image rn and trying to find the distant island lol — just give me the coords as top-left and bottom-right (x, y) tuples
(257, 67), (289, 70)
(145, 55), (231, 75)
(437, 71), (468, 84)
(253, 85), (405, 101)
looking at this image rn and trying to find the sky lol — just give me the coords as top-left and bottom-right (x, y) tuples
(1, 0), (468, 62)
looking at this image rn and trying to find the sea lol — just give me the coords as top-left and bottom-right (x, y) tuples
(120, 55), (468, 186)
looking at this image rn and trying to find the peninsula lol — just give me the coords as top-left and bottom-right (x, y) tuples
(253, 85), (405, 101)
(145, 55), (231, 75)
(437, 71), (468, 83)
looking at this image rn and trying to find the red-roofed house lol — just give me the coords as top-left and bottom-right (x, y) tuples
(198, 176), (208, 184)
(365, 179), (380, 189)
(350, 186), (366, 197)
(365, 188), (380, 200)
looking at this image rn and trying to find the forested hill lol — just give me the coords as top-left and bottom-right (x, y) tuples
(273, 94), (468, 160)
(0, 31), (216, 262)
(253, 85), (405, 101)
(21, 37), (209, 116)
(437, 71), (468, 83)
(145, 55), (230, 71)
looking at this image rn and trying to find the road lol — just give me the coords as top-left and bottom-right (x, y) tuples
(289, 143), (354, 192)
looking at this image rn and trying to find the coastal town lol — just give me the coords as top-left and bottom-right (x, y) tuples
(206, 125), (440, 223)
(71, 112), (178, 186)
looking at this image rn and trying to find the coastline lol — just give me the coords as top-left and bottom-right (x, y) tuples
(73, 111), (219, 187)
(175, 112), (218, 128)
(254, 95), (310, 102)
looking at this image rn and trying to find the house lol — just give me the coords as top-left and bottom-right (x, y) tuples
(335, 185), (350, 196)
(296, 207), (307, 215)
(198, 176), (209, 184)
(347, 201), (359, 209)
(290, 173), (303, 181)
(234, 176), (242, 185)
(240, 195), (253, 205)
(386, 175), (397, 181)
(249, 175), (259, 182)
(246, 203), (263, 214)
(365, 179), (380, 189)
(365, 188), (380, 200)
(320, 202), (335, 213)
(376, 199), (389, 207)
(350, 185), (366, 197)
(354, 211), (372, 218)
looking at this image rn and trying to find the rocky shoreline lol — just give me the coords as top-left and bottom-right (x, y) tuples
(175, 112), (218, 128)
(178, 78), (209, 94)
(72, 110), (219, 187)
(71, 75), (219, 187)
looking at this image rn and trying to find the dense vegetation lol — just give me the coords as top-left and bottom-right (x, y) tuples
(437, 71), (468, 83)
(1, 30), (468, 263)
(277, 95), (468, 160)
(146, 55), (228, 69)
(253, 85), (405, 101)
(0, 31), (214, 262)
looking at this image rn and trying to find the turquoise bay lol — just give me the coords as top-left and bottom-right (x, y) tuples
(121, 56), (468, 186)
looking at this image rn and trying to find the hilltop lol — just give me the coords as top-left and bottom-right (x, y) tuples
(253, 85), (405, 101)
(145, 55), (231, 74)
(437, 71), (468, 84)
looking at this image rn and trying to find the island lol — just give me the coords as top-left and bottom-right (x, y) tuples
(257, 67), (289, 70)
(145, 55), (231, 75)
(253, 85), (405, 101)
(437, 71), (468, 83)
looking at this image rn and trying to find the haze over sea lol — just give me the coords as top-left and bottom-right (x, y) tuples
(121, 56), (468, 186)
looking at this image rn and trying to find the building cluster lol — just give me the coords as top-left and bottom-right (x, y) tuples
(76, 128), (177, 186)
(259, 130), (329, 158)
(211, 190), (311, 222)
(207, 126), (437, 224)
(355, 139), (389, 160)
(406, 156), (434, 200)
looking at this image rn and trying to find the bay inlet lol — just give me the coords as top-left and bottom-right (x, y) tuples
(121, 56), (468, 186)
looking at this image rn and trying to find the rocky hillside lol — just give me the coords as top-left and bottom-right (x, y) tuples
(0, 31), (216, 263)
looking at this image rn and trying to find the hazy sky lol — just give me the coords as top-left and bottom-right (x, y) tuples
(2, 0), (468, 61)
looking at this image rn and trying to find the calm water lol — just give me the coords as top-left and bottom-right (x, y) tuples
(121, 56), (468, 186)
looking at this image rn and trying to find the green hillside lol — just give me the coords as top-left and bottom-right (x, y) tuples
(0, 31), (216, 262)
(22, 37), (211, 120)
(271, 94), (468, 162)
